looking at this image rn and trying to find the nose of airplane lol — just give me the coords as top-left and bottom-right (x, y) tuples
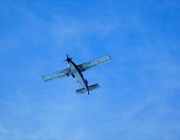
(66, 56), (72, 62)
(64, 54), (72, 63)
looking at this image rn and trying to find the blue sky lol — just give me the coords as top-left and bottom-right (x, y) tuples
(0, 0), (180, 139)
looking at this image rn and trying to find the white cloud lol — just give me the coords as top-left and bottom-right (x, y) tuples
(1, 0), (180, 140)
(0, 124), (8, 134)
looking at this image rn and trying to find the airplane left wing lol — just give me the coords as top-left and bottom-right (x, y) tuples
(78, 55), (111, 72)
(42, 68), (70, 82)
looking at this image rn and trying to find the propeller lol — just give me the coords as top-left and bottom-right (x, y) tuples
(64, 54), (72, 62)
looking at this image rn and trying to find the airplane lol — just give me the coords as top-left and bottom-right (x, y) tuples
(41, 55), (111, 95)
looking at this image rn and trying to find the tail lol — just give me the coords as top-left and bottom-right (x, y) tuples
(76, 84), (100, 94)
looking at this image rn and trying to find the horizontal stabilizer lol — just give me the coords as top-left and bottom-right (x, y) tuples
(76, 84), (100, 94)
(88, 84), (100, 91)
(76, 88), (86, 94)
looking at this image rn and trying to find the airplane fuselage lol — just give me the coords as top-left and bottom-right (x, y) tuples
(68, 61), (88, 91)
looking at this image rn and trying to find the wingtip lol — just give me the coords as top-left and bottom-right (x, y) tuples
(108, 55), (112, 61)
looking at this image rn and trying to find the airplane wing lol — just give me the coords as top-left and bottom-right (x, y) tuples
(42, 68), (71, 82)
(78, 55), (111, 72)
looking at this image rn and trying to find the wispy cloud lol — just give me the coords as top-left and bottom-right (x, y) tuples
(0, 0), (180, 140)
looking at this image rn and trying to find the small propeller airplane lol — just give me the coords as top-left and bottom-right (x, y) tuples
(41, 55), (111, 95)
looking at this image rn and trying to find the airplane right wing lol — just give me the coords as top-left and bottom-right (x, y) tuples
(42, 68), (71, 82)
(78, 55), (111, 72)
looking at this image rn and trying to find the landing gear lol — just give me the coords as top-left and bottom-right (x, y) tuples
(72, 74), (75, 78)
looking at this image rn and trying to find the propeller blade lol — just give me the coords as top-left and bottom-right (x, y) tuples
(63, 54), (72, 62)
